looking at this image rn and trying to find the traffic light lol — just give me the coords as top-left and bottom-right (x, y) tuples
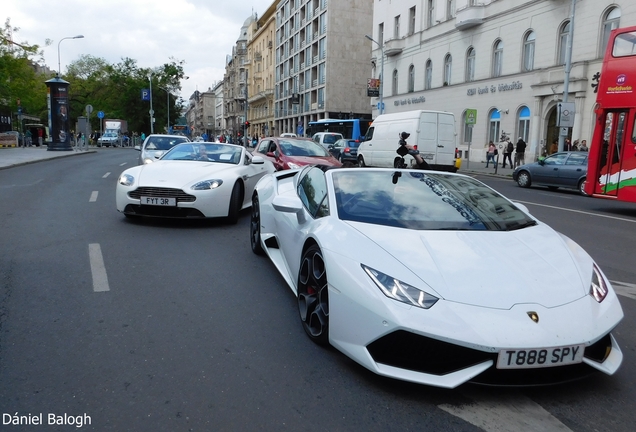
(245, 121), (250, 127)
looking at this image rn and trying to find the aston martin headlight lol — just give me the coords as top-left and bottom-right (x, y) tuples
(287, 162), (302, 169)
(118, 173), (135, 186)
(191, 179), (223, 190)
(362, 264), (438, 309)
(590, 263), (609, 303)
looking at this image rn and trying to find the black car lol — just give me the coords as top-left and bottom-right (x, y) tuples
(328, 139), (360, 165)
(512, 151), (588, 195)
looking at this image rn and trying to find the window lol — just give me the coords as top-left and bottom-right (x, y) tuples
(492, 40), (503, 77)
(558, 21), (570, 65)
(465, 47), (475, 82)
(408, 65), (415, 93)
(447, 0), (455, 20)
(425, 60), (432, 90)
(297, 167), (329, 218)
(409, 7), (416, 35)
(523, 31), (535, 72)
(427, 0), (435, 28)
(394, 15), (400, 39)
(517, 106), (530, 143)
(378, 23), (384, 46)
(392, 69), (398, 96)
(601, 8), (621, 57)
(444, 54), (452, 85)
(489, 110), (501, 144)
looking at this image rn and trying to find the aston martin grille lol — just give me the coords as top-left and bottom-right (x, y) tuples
(128, 187), (196, 202)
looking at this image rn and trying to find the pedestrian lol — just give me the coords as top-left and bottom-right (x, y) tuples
(550, 140), (558, 155)
(141, 132), (146, 142)
(514, 137), (527, 168)
(202, 132), (208, 142)
(572, 139), (579, 151)
(25, 129), (32, 147)
(485, 141), (496, 168)
(502, 138), (514, 168)
(252, 136), (258, 147)
(37, 128), (43, 146)
(579, 139), (589, 151)
(564, 138), (572, 151)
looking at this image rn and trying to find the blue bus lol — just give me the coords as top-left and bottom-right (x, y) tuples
(307, 118), (373, 141)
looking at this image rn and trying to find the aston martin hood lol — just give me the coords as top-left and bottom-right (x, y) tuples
(349, 222), (591, 309)
(138, 161), (237, 188)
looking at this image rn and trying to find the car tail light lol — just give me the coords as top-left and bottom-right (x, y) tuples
(344, 147), (350, 153)
(413, 145), (418, 150)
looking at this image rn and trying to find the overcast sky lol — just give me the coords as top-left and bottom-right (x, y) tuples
(3, 0), (274, 100)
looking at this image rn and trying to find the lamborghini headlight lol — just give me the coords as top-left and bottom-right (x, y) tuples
(191, 179), (223, 190)
(590, 263), (609, 303)
(362, 264), (438, 309)
(143, 158), (154, 164)
(118, 173), (135, 186)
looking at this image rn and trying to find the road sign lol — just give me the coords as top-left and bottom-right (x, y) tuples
(377, 102), (384, 111)
(149, 109), (155, 115)
(141, 89), (150, 101)
(85, 104), (93, 115)
(466, 109), (477, 125)
(97, 111), (104, 119)
(557, 102), (575, 127)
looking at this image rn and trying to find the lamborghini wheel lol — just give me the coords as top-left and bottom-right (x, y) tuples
(297, 244), (329, 345)
(250, 194), (264, 255)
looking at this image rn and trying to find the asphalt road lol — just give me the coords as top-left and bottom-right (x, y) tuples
(0, 149), (634, 431)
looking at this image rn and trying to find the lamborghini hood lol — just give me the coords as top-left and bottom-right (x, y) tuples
(348, 222), (591, 310)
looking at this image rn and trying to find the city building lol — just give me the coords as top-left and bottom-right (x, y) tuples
(274, 0), (374, 136)
(367, 0), (635, 162)
(212, 81), (225, 139)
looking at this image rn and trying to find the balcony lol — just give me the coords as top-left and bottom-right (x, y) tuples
(384, 38), (404, 57)
(455, 4), (486, 30)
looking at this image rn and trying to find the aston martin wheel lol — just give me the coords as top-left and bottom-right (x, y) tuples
(227, 182), (243, 224)
(297, 244), (329, 346)
(516, 171), (531, 188)
(250, 194), (264, 255)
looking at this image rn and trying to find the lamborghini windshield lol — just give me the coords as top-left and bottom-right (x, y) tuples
(332, 170), (537, 231)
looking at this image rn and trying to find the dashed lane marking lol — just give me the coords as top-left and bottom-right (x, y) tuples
(103, 172), (111, 178)
(439, 391), (572, 432)
(611, 280), (636, 300)
(89, 243), (110, 292)
(119, 162), (127, 166)
(89, 191), (98, 202)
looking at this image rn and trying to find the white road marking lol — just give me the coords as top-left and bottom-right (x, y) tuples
(88, 243), (110, 292)
(439, 392), (572, 432)
(119, 162), (127, 166)
(610, 280), (636, 300)
(103, 172), (111, 178)
(89, 191), (98, 202)
(517, 200), (636, 223)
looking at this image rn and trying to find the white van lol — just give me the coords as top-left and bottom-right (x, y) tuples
(357, 110), (457, 171)
(312, 132), (344, 149)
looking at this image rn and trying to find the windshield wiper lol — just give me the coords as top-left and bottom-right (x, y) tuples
(505, 220), (538, 231)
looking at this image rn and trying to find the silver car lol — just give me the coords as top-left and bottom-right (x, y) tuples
(136, 134), (190, 165)
(512, 151), (588, 195)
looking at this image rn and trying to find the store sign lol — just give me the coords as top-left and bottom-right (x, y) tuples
(467, 80), (523, 96)
(394, 96), (426, 106)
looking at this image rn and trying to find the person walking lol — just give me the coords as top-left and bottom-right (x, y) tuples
(485, 141), (497, 168)
(579, 139), (589, 151)
(501, 138), (514, 168)
(514, 137), (527, 168)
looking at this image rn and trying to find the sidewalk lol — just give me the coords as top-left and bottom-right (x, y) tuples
(457, 158), (516, 179)
(0, 146), (96, 170)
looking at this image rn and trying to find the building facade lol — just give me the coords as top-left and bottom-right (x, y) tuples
(274, 0), (374, 136)
(368, 0), (635, 162)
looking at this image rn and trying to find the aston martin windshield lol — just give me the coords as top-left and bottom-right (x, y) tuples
(332, 171), (537, 231)
(161, 143), (243, 164)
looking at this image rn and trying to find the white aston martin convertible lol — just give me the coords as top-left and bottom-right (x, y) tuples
(117, 142), (275, 223)
(250, 166), (624, 388)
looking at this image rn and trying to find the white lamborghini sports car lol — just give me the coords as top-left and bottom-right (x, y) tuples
(117, 143), (275, 223)
(249, 166), (624, 388)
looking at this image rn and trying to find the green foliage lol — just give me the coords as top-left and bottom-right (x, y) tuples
(2, 18), (188, 135)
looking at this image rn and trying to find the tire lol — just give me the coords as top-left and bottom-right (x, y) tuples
(578, 178), (588, 196)
(516, 171), (531, 188)
(250, 194), (264, 255)
(297, 244), (329, 346)
(227, 182), (243, 224)
(358, 155), (366, 167)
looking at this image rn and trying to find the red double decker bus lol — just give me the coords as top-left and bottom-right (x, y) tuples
(585, 26), (636, 201)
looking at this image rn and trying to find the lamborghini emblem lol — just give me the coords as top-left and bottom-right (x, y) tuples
(527, 311), (539, 323)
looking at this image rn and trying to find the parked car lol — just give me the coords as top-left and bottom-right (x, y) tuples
(312, 132), (344, 150)
(250, 166), (623, 388)
(513, 151), (588, 195)
(117, 142), (275, 223)
(280, 133), (297, 138)
(328, 138), (360, 165)
(253, 136), (342, 171)
(136, 134), (191, 165)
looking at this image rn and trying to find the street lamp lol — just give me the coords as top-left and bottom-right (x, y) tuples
(147, 73), (154, 134)
(57, 35), (84, 77)
(365, 34), (384, 115)
(158, 86), (171, 133)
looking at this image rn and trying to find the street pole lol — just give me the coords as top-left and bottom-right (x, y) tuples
(57, 35), (84, 77)
(365, 35), (384, 115)
(148, 74), (154, 134)
(558, 0), (576, 152)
